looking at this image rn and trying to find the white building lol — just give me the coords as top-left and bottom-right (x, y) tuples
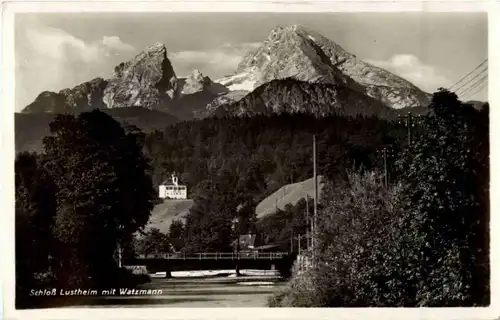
(159, 173), (188, 199)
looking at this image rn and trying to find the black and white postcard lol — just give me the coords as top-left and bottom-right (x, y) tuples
(1, 1), (498, 319)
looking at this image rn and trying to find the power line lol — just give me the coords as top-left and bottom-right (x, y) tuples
(448, 59), (488, 91)
(461, 76), (488, 101)
(455, 67), (488, 94)
(458, 73), (488, 97)
(447, 59), (488, 101)
(449, 59), (487, 90)
(452, 66), (487, 94)
(459, 74), (488, 96)
(462, 84), (487, 102)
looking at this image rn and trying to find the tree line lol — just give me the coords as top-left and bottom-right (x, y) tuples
(144, 111), (410, 195)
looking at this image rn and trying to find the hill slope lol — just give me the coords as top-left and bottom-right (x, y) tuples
(256, 176), (324, 219)
(145, 176), (325, 232)
(145, 199), (194, 234)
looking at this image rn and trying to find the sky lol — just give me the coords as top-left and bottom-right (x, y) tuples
(14, 12), (488, 111)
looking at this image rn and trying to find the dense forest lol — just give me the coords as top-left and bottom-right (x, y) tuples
(138, 112), (409, 253)
(144, 112), (409, 197)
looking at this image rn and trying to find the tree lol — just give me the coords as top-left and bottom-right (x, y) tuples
(168, 220), (185, 252)
(184, 170), (239, 252)
(51, 202), (92, 287)
(134, 228), (171, 257)
(235, 161), (267, 234)
(393, 89), (489, 306)
(256, 198), (311, 253)
(15, 152), (57, 299)
(41, 110), (156, 287)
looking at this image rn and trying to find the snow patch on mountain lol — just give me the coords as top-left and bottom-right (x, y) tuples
(216, 69), (259, 92)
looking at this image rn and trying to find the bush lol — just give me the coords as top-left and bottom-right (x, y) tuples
(269, 171), (409, 307)
(268, 265), (322, 307)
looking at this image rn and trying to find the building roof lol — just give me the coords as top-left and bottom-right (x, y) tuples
(161, 177), (175, 185)
(160, 174), (186, 186)
(231, 234), (257, 251)
(252, 244), (280, 251)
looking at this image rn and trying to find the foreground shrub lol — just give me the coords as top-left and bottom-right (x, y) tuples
(268, 261), (323, 307)
(269, 171), (409, 307)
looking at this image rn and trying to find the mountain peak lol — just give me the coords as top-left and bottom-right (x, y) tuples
(103, 42), (178, 109)
(222, 25), (430, 109)
(190, 69), (205, 81)
(181, 69), (212, 95)
(285, 24), (310, 33)
(268, 24), (307, 34)
(222, 24), (355, 93)
(266, 24), (321, 41)
(146, 42), (167, 53)
(130, 42), (168, 65)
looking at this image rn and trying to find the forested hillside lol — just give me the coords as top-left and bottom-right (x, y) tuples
(143, 112), (408, 197)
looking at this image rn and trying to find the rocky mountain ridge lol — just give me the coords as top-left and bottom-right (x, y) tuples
(21, 43), (226, 120)
(21, 24), (436, 119)
(211, 78), (404, 119)
(23, 78), (109, 114)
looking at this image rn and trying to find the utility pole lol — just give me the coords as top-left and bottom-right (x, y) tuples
(298, 235), (301, 257)
(312, 134), (318, 267)
(297, 234), (302, 271)
(399, 112), (413, 146)
(117, 241), (122, 268)
(233, 218), (241, 277)
(383, 147), (388, 188)
(305, 194), (310, 251)
(407, 112), (412, 146)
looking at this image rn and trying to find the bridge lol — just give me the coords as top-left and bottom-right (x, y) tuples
(135, 252), (287, 260)
(124, 252), (295, 278)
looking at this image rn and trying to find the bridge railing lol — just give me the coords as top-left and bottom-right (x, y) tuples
(135, 252), (288, 260)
